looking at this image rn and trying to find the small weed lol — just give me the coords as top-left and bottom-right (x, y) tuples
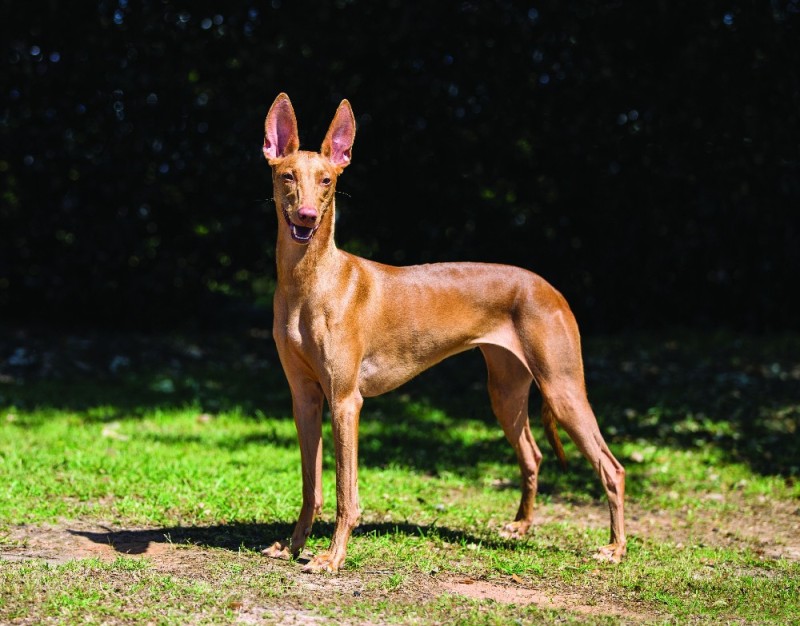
(384, 572), (406, 591)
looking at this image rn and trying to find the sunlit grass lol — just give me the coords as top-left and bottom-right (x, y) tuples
(0, 331), (799, 624)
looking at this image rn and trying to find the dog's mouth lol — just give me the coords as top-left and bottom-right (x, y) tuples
(283, 209), (319, 245)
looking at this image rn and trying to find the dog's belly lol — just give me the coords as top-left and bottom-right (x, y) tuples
(356, 319), (527, 397)
(357, 342), (472, 397)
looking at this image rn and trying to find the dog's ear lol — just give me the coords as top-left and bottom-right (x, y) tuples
(264, 93), (299, 162)
(321, 99), (356, 169)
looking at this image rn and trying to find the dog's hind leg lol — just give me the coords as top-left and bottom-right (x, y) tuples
(541, 380), (626, 562)
(511, 288), (627, 562)
(526, 321), (627, 562)
(481, 344), (543, 539)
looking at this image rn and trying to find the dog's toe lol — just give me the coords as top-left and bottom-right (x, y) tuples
(301, 551), (340, 573)
(262, 541), (293, 561)
(593, 543), (626, 564)
(498, 520), (532, 540)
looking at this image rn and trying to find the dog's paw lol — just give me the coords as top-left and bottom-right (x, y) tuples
(301, 551), (341, 573)
(262, 541), (293, 561)
(593, 543), (626, 564)
(498, 520), (532, 540)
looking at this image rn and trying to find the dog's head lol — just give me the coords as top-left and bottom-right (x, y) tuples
(263, 93), (355, 245)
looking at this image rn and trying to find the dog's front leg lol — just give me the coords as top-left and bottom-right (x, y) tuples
(263, 378), (324, 561)
(302, 390), (363, 573)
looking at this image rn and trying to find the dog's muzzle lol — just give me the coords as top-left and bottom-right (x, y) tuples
(283, 209), (320, 244)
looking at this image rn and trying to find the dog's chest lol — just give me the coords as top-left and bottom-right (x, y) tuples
(278, 298), (334, 355)
(284, 309), (304, 347)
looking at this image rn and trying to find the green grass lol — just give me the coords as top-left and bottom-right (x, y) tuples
(0, 330), (798, 624)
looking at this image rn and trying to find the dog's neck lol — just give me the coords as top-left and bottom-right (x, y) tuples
(274, 195), (339, 292)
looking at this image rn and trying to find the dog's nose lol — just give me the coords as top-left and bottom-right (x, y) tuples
(297, 206), (318, 224)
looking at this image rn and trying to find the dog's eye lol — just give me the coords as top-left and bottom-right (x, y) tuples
(321, 176), (332, 186)
(282, 172), (294, 182)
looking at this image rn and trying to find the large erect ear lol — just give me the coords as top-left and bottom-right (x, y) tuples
(321, 99), (356, 168)
(263, 93), (299, 162)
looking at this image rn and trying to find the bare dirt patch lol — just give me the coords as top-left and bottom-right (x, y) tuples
(2, 521), (185, 566)
(439, 576), (648, 621)
(7, 496), (796, 571)
(532, 496), (800, 562)
(2, 496), (797, 624)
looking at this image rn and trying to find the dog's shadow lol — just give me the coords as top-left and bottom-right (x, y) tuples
(68, 521), (505, 558)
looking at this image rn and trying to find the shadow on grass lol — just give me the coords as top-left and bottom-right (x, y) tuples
(373, 333), (800, 480)
(67, 519), (532, 558)
(2, 328), (799, 483)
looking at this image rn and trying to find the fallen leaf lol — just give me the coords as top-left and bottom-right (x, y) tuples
(511, 574), (523, 584)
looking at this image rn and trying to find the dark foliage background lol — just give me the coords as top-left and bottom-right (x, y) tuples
(2, 0), (798, 331)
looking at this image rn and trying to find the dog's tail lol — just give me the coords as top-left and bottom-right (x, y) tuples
(542, 401), (567, 469)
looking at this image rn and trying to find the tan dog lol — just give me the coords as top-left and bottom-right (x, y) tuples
(261, 93), (626, 572)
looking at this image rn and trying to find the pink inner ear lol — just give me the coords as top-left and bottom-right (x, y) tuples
(265, 101), (297, 159)
(329, 125), (354, 165)
(333, 135), (352, 163)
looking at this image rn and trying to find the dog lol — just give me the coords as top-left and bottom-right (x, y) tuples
(260, 93), (626, 572)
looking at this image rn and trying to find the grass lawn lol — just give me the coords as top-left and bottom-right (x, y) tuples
(0, 328), (798, 624)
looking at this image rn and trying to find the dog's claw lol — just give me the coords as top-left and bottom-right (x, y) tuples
(499, 520), (532, 540)
(593, 543), (626, 564)
(301, 551), (341, 573)
(262, 541), (293, 561)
